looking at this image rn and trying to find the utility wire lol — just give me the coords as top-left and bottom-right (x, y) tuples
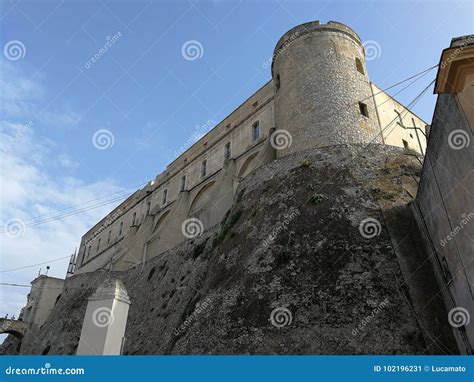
(0, 255), (72, 273)
(17, 182), (148, 224)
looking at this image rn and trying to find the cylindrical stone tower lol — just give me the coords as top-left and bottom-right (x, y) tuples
(271, 21), (382, 156)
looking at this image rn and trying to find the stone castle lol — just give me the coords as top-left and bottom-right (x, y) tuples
(74, 21), (427, 275)
(2, 21), (472, 356)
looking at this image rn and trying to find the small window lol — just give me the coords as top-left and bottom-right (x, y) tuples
(180, 175), (186, 191)
(224, 142), (231, 160)
(162, 189), (168, 205)
(402, 139), (409, 150)
(355, 58), (364, 74)
(96, 238), (101, 252)
(359, 102), (369, 118)
(146, 200), (151, 215)
(252, 121), (260, 141)
(275, 74), (281, 90)
(201, 160), (207, 178)
(107, 231), (111, 244)
(132, 212), (136, 226)
(119, 221), (123, 236)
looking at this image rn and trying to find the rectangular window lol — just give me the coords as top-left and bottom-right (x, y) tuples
(96, 238), (101, 252)
(201, 160), (207, 178)
(119, 221), (123, 236)
(107, 231), (111, 244)
(162, 189), (168, 205)
(146, 200), (151, 215)
(224, 142), (231, 160)
(359, 102), (369, 117)
(180, 175), (186, 191)
(132, 212), (136, 226)
(252, 121), (260, 141)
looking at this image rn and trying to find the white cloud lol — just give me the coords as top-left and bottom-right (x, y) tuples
(0, 60), (126, 336)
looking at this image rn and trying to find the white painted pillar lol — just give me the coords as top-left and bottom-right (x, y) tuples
(77, 279), (131, 355)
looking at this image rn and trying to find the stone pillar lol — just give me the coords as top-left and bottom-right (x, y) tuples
(76, 279), (130, 355)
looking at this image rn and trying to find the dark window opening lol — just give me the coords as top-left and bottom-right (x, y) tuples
(402, 139), (409, 150)
(359, 102), (369, 117)
(119, 221), (124, 236)
(147, 267), (156, 281)
(355, 58), (364, 74)
(162, 189), (168, 205)
(146, 200), (151, 215)
(275, 74), (281, 90)
(41, 345), (51, 355)
(132, 212), (136, 226)
(96, 238), (101, 252)
(107, 230), (111, 244)
(252, 121), (260, 141)
(180, 175), (186, 191)
(201, 160), (207, 178)
(224, 142), (231, 160)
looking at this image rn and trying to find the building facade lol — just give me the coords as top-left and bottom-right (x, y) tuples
(413, 35), (474, 354)
(74, 21), (427, 275)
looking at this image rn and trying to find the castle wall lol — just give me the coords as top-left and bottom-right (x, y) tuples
(370, 83), (428, 154)
(271, 21), (381, 156)
(75, 21), (433, 276)
(75, 82), (275, 273)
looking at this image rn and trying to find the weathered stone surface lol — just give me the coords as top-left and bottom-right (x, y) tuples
(7, 144), (458, 355)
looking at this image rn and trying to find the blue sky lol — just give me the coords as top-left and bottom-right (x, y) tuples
(0, 0), (472, 330)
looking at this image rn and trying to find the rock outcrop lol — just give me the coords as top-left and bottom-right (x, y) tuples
(6, 144), (458, 355)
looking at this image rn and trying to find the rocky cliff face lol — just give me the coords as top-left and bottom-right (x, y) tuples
(8, 144), (459, 355)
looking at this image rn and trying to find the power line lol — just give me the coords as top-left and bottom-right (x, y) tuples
(0, 255), (71, 273)
(17, 181), (149, 225)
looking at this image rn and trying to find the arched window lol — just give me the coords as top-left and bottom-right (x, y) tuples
(355, 58), (364, 74)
